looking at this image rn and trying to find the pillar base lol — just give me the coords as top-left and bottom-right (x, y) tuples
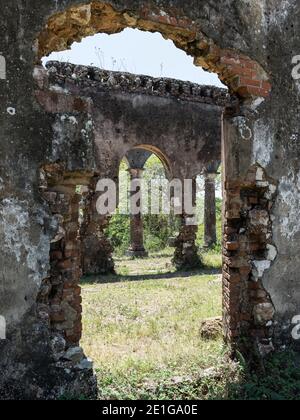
(172, 244), (203, 271)
(203, 241), (216, 250)
(172, 218), (203, 271)
(126, 249), (149, 258)
(82, 235), (115, 276)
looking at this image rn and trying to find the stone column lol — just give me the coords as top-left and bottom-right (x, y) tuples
(37, 167), (97, 399)
(81, 179), (115, 276)
(172, 178), (202, 270)
(126, 168), (148, 258)
(41, 178), (85, 347)
(204, 172), (218, 248)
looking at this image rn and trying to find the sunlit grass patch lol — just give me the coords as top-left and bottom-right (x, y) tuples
(80, 255), (300, 400)
(81, 255), (226, 399)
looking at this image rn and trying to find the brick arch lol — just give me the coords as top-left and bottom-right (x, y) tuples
(131, 144), (172, 177)
(37, 1), (271, 100)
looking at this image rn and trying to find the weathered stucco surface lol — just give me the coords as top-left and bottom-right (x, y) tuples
(43, 62), (224, 180)
(0, 0), (300, 399)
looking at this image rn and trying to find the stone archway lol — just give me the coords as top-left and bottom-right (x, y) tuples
(35, 0), (274, 356)
(124, 147), (160, 259)
(120, 145), (201, 267)
(130, 145), (172, 177)
(2, 0), (288, 401)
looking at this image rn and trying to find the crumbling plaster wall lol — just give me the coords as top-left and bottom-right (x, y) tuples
(0, 0), (299, 399)
(44, 62), (224, 181)
(93, 92), (222, 181)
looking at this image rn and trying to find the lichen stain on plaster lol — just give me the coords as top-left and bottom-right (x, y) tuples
(239, 0), (292, 41)
(232, 116), (253, 141)
(268, 0), (296, 25)
(52, 115), (79, 159)
(252, 120), (274, 168)
(278, 170), (300, 239)
(295, 80), (300, 96)
(61, 114), (78, 125)
(0, 198), (50, 285)
(259, 0), (295, 28)
(53, 115), (94, 160)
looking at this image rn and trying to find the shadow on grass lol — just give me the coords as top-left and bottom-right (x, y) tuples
(114, 250), (175, 260)
(81, 265), (221, 285)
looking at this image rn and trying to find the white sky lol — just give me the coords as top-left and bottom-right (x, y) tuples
(43, 28), (225, 87)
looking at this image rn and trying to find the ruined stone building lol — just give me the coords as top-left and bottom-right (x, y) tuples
(42, 62), (223, 273)
(0, 0), (299, 399)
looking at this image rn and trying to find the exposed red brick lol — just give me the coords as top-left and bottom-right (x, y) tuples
(226, 241), (239, 251)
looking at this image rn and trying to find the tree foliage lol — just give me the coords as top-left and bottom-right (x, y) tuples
(107, 155), (222, 255)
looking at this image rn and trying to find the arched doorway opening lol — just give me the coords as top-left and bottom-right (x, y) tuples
(35, 1), (276, 399)
(112, 147), (172, 259)
(192, 163), (223, 269)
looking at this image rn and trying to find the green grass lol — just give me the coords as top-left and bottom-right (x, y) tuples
(231, 351), (300, 400)
(81, 252), (233, 399)
(202, 248), (222, 269)
(82, 264), (222, 370)
(81, 252), (300, 400)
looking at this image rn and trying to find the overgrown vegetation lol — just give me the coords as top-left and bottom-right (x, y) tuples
(231, 351), (300, 400)
(107, 155), (223, 256)
(81, 255), (300, 400)
(81, 255), (227, 400)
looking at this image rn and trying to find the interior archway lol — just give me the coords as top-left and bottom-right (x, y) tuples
(108, 148), (172, 259)
(131, 145), (172, 178)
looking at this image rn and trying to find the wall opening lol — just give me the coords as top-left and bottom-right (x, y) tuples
(34, 0), (275, 399)
(42, 28), (225, 88)
(78, 150), (224, 383)
(37, 2), (271, 99)
(109, 151), (173, 260)
(194, 165), (223, 268)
